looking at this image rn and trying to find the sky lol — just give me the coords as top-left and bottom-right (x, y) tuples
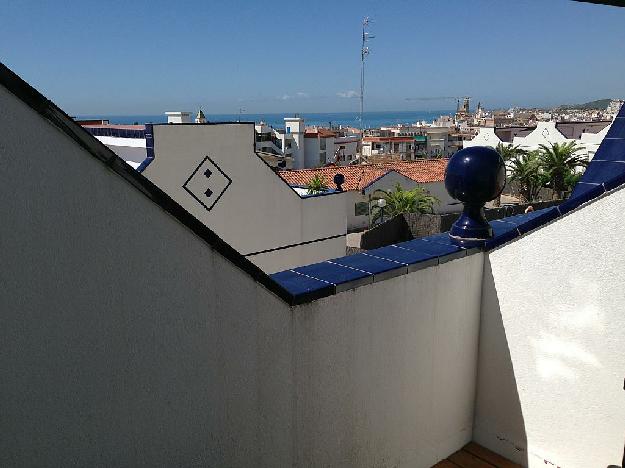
(1, 0), (624, 115)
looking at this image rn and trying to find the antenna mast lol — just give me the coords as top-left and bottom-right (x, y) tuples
(360, 17), (374, 132)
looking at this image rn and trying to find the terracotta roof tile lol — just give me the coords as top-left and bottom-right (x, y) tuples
(278, 159), (448, 192)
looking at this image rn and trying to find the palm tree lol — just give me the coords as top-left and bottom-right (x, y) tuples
(508, 151), (546, 203)
(371, 184), (438, 223)
(538, 142), (587, 199)
(496, 143), (526, 162)
(306, 174), (329, 194)
(495, 143), (526, 206)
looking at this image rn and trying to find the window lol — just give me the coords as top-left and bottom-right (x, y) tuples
(319, 153), (325, 165)
(286, 127), (291, 134)
(320, 138), (326, 150)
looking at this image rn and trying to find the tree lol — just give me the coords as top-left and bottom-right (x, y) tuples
(306, 174), (329, 194)
(538, 142), (587, 199)
(508, 151), (546, 203)
(495, 143), (526, 206)
(496, 143), (526, 162)
(371, 184), (439, 223)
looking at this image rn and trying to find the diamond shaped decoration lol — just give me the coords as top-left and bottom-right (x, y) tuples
(182, 156), (232, 212)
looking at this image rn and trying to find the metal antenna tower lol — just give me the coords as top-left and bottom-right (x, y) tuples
(360, 17), (374, 132)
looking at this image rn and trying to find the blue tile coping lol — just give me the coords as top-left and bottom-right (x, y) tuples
(268, 106), (625, 303)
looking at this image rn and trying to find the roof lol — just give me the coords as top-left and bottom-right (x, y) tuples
(305, 128), (337, 138)
(363, 136), (415, 143)
(81, 124), (145, 130)
(278, 159), (448, 192)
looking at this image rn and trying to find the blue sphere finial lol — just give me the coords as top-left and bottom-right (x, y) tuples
(445, 146), (506, 247)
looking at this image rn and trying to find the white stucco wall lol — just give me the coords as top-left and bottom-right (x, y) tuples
(463, 127), (503, 149)
(475, 187), (625, 467)
(512, 121), (571, 151)
(294, 252), (485, 467)
(93, 135), (147, 164)
(143, 124), (347, 272)
(580, 123), (611, 161)
(0, 84), (295, 467)
(363, 171), (461, 215)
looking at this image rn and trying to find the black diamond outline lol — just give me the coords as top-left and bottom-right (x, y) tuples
(182, 156), (232, 212)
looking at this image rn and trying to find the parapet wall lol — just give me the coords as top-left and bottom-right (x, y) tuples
(475, 186), (625, 467)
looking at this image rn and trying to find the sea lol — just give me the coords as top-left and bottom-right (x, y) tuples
(76, 110), (454, 129)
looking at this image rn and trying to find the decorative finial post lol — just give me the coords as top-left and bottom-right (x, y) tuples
(333, 173), (345, 192)
(444, 146), (506, 247)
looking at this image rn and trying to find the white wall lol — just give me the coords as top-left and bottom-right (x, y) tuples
(294, 253), (485, 467)
(143, 124), (347, 272)
(512, 121), (570, 151)
(303, 135), (324, 167)
(580, 123), (611, 161)
(363, 171), (461, 215)
(475, 187), (625, 468)
(463, 127), (503, 149)
(92, 135), (147, 164)
(0, 84), (295, 467)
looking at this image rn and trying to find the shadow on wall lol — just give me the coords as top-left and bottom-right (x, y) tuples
(473, 257), (528, 466)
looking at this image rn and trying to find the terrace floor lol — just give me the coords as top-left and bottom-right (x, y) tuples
(433, 442), (522, 468)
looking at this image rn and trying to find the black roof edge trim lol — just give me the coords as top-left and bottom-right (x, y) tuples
(0, 61), (298, 306)
(572, 0), (625, 6)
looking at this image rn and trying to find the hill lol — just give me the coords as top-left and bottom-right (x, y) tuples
(557, 99), (612, 111)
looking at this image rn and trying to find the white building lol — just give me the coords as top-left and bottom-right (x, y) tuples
(164, 111), (192, 124)
(82, 120), (349, 273)
(255, 117), (360, 169)
(462, 127), (504, 149)
(464, 120), (612, 160)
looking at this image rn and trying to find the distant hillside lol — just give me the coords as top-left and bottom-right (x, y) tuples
(557, 99), (612, 111)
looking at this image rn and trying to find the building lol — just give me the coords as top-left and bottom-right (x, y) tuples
(164, 111), (192, 124)
(367, 125), (459, 158)
(361, 135), (416, 159)
(253, 117), (360, 169)
(2, 52), (625, 468)
(464, 120), (613, 160)
(304, 128), (360, 167)
(278, 159), (459, 231)
(81, 123), (148, 168)
(82, 121), (348, 273)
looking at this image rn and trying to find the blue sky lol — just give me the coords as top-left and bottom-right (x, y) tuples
(1, 0), (624, 115)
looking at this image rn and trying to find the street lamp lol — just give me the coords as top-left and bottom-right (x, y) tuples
(377, 198), (387, 224)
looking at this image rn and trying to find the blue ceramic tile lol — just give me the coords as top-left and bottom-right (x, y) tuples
(419, 232), (461, 247)
(397, 238), (461, 257)
(485, 227), (520, 250)
(603, 170), (625, 192)
(270, 270), (333, 298)
(366, 245), (439, 270)
(516, 207), (560, 234)
(605, 118), (625, 139)
(500, 209), (547, 225)
(293, 261), (372, 289)
(490, 220), (519, 237)
(580, 160), (625, 186)
(331, 253), (404, 277)
(559, 183), (605, 215)
(592, 138), (625, 162)
(570, 181), (601, 199)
